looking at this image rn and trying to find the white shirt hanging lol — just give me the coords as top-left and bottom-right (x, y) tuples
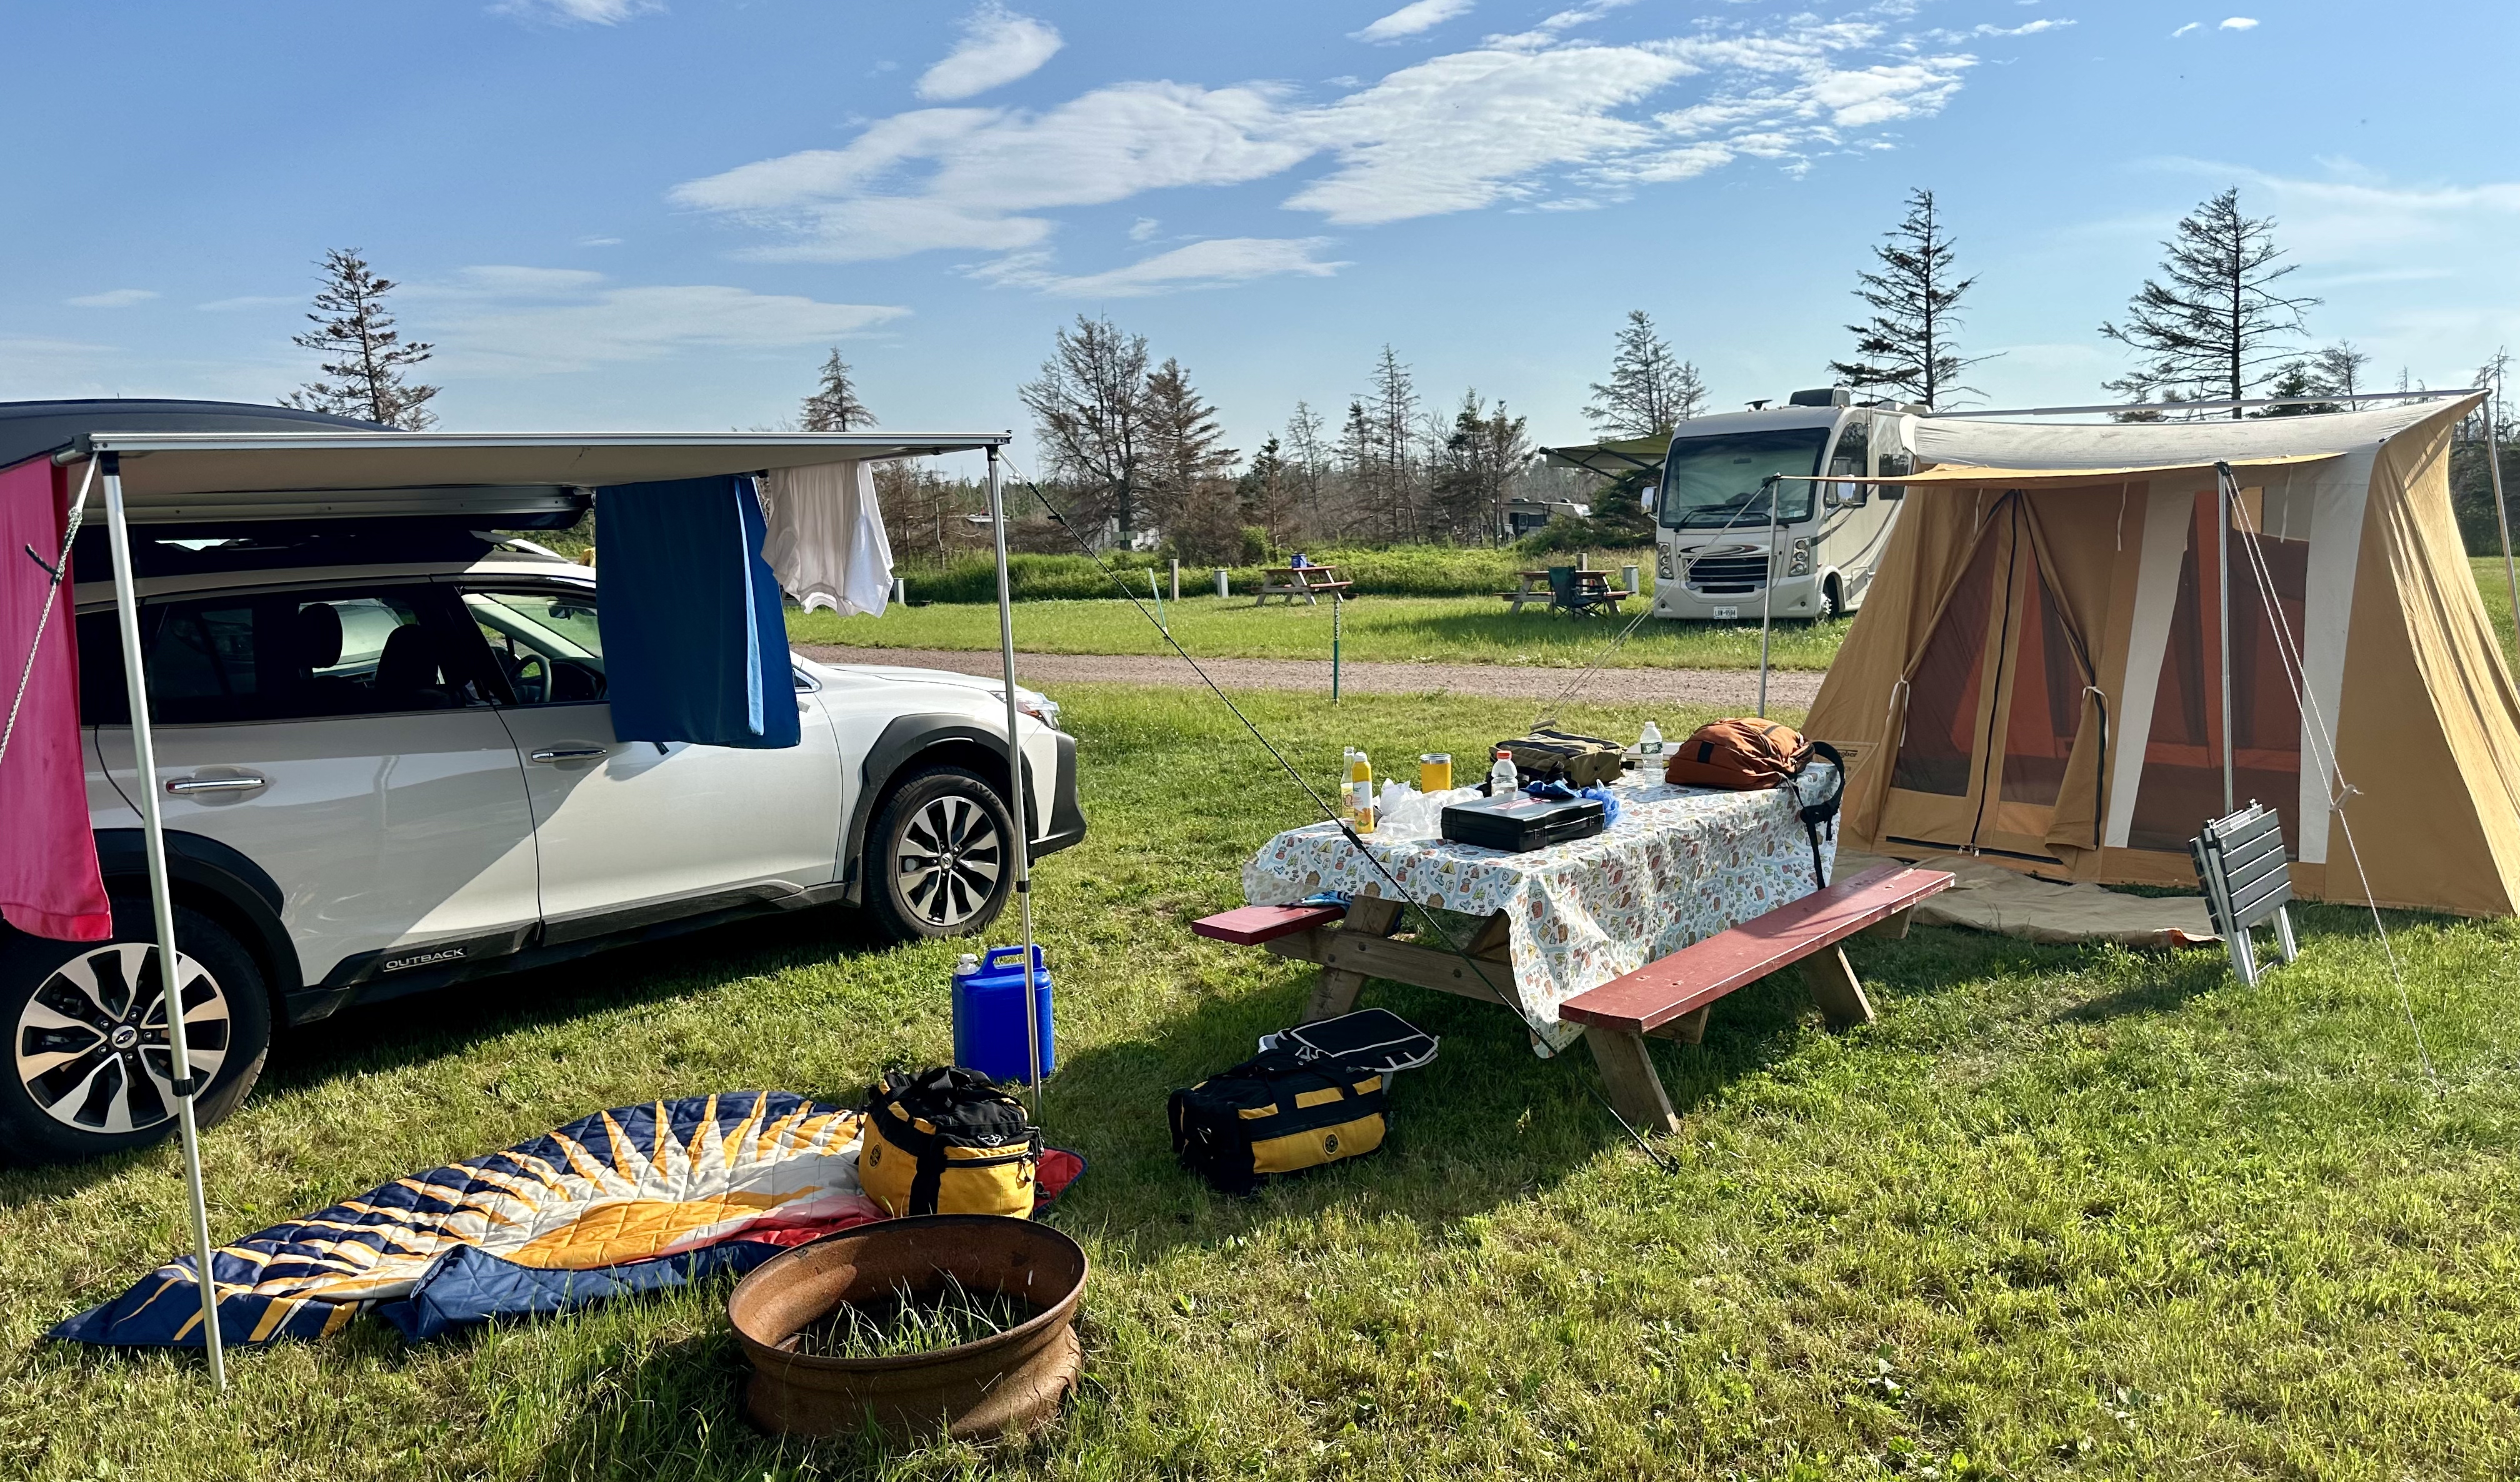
(759, 460), (894, 616)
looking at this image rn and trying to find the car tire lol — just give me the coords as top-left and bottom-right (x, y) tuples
(1814, 576), (1842, 624)
(866, 766), (1017, 943)
(0, 902), (271, 1166)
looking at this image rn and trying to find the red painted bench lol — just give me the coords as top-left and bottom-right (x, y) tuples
(1191, 902), (1348, 947)
(1558, 863), (1956, 1039)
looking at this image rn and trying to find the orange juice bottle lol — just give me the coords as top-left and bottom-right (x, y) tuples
(1348, 748), (1376, 834)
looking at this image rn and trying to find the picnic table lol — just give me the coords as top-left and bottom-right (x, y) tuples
(1210, 766), (1891, 1133)
(1256, 565), (1354, 605)
(1498, 566), (1629, 617)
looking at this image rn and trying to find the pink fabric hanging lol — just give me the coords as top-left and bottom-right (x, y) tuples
(0, 455), (110, 941)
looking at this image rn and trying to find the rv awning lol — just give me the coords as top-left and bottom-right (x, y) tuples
(1541, 434), (1669, 479)
(53, 430), (1011, 524)
(1890, 452), (2344, 490)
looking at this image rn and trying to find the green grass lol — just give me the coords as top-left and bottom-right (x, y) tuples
(889, 547), (1654, 604)
(794, 595), (1852, 672)
(2475, 557), (2518, 668)
(9, 684), (2520, 1481)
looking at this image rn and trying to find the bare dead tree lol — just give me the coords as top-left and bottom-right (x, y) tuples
(1586, 309), (1708, 435)
(1018, 314), (1152, 544)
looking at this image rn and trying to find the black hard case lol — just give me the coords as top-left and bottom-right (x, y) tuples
(1439, 793), (1608, 852)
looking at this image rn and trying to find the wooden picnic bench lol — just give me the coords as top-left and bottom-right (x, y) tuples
(1191, 862), (1954, 1136)
(1498, 566), (1630, 617)
(1256, 565), (1354, 605)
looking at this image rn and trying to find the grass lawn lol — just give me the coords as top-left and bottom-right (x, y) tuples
(2476, 556), (2518, 666)
(792, 595), (1854, 672)
(9, 685), (2520, 1481)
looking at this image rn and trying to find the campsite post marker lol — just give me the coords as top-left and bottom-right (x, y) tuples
(986, 445), (1044, 1115)
(98, 452), (227, 1388)
(1756, 475), (1780, 717)
(1331, 590), (1342, 704)
(2215, 462), (2236, 815)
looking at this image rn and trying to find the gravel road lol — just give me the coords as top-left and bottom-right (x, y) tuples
(798, 645), (1825, 709)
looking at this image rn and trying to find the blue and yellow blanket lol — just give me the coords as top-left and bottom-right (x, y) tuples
(54, 1090), (1079, 1347)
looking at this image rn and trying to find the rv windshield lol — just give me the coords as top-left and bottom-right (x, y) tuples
(1659, 427), (1831, 530)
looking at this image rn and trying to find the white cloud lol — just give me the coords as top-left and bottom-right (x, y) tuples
(66, 289), (158, 309)
(917, 4), (1062, 102)
(676, 9), (1996, 274)
(1128, 216), (1161, 241)
(418, 267), (908, 375)
(2219, 16), (2259, 29)
(2171, 21), (2201, 36)
(196, 295), (299, 312)
(976, 237), (1349, 297)
(577, 234), (623, 247)
(1355, 0), (1473, 44)
(492, 0), (660, 24)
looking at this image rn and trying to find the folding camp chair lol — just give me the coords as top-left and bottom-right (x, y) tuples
(2189, 802), (2300, 986)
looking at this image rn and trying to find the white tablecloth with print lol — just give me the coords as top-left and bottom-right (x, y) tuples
(1242, 768), (1838, 1055)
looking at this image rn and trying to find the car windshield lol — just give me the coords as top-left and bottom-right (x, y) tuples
(1659, 427), (1831, 530)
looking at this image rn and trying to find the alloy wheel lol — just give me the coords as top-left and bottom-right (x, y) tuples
(896, 794), (1006, 928)
(14, 943), (231, 1135)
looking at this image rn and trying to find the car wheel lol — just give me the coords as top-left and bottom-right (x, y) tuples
(1815, 576), (1842, 624)
(867, 766), (1016, 942)
(0, 902), (271, 1166)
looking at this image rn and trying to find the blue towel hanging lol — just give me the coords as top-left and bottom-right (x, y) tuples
(595, 475), (801, 749)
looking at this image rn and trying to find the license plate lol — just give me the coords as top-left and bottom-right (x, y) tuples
(1711, 605), (1739, 620)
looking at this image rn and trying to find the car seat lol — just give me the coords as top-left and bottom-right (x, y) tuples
(374, 624), (457, 709)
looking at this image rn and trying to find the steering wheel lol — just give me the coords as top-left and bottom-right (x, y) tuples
(511, 651), (549, 705)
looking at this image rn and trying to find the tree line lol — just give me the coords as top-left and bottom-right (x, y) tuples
(272, 181), (2518, 561)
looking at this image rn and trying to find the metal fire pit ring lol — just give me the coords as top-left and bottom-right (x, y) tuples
(728, 1213), (1088, 1441)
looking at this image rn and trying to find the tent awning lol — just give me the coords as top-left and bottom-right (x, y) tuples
(56, 430), (1012, 523)
(1891, 452), (2344, 490)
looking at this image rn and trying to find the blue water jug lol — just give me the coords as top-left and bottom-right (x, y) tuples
(951, 945), (1055, 1084)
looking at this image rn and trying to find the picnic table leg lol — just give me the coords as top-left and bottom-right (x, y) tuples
(1586, 1027), (1681, 1135)
(1303, 896), (1406, 1022)
(1799, 945), (1877, 1028)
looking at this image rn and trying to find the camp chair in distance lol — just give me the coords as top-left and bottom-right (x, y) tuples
(2189, 802), (2299, 986)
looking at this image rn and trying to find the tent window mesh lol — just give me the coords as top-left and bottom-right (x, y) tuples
(1891, 526), (2002, 797)
(1998, 543), (2088, 807)
(2127, 494), (2309, 853)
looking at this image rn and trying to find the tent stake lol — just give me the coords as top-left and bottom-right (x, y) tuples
(986, 446), (1044, 1118)
(2216, 461), (2236, 815)
(1757, 475), (1779, 717)
(100, 454), (226, 1388)
(2487, 371), (2519, 657)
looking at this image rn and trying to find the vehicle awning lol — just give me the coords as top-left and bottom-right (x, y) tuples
(1540, 434), (1669, 479)
(1888, 452), (2344, 489)
(54, 430), (1011, 524)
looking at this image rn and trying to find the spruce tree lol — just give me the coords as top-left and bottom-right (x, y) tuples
(801, 348), (874, 430)
(282, 248), (440, 429)
(2101, 187), (2319, 418)
(1586, 310), (1708, 435)
(1828, 189), (1989, 410)
(1140, 356), (1239, 558)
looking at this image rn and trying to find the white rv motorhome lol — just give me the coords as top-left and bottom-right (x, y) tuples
(1649, 389), (1915, 622)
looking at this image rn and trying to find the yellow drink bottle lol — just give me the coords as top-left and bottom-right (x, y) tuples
(1348, 748), (1376, 834)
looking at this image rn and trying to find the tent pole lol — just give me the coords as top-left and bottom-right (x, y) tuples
(2486, 372), (2519, 657)
(1757, 475), (1779, 718)
(99, 454), (226, 1388)
(2215, 461), (2236, 817)
(986, 445), (1043, 1118)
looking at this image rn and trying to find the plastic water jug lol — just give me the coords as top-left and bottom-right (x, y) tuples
(951, 945), (1055, 1085)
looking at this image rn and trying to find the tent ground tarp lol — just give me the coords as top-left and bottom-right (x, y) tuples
(1836, 850), (2214, 948)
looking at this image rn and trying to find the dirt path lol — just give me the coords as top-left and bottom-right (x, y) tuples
(799, 645), (1826, 709)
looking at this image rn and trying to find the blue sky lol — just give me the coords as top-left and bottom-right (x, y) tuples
(6, 1), (2516, 469)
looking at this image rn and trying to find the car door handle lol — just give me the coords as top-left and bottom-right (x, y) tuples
(529, 746), (609, 763)
(164, 773), (268, 795)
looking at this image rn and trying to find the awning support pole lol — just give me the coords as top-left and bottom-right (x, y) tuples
(986, 446), (1044, 1118)
(1757, 475), (1779, 718)
(2215, 460), (2236, 816)
(100, 454), (226, 1388)
(2486, 371), (2519, 656)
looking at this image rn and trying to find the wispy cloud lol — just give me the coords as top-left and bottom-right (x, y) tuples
(675, 9), (2008, 282)
(1355, 0), (1474, 44)
(976, 237), (1348, 297)
(2220, 16), (2259, 30)
(917, 3), (1062, 102)
(66, 289), (158, 309)
(414, 267), (907, 375)
(196, 295), (299, 312)
(491, 0), (661, 24)
(2171, 22), (2201, 37)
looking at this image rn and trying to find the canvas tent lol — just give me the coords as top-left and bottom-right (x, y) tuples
(1806, 395), (2520, 917)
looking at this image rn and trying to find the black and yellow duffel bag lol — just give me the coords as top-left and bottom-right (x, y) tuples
(1169, 1048), (1388, 1196)
(859, 1067), (1042, 1218)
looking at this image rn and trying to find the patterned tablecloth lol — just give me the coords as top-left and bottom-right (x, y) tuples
(1242, 767), (1838, 1055)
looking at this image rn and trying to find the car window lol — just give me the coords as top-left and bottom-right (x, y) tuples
(77, 585), (487, 725)
(464, 588), (611, 706)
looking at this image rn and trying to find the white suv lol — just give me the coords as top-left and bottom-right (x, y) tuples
(4, 530), (1081, 1165)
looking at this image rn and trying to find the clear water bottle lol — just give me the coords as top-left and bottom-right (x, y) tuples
(1638, 720), (1664, 764)
(1490, 747), (1519, 794)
